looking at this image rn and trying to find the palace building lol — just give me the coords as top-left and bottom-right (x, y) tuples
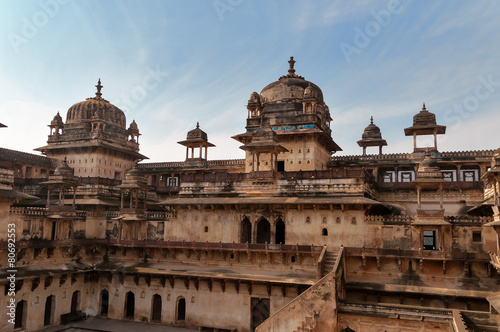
(1, 58), (500, 331)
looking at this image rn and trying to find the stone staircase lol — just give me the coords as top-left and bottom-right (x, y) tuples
(293, 315), (316, 332)
(321, 248), (339, 277)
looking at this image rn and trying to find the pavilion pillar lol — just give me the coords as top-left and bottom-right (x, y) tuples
(47, 188), (51, 208)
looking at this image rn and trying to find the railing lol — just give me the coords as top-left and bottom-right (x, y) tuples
(331, 149), (494, 163)
(0, 239), (323, 254)
(79, 177), (122, 186)
(10, 206), (48, 216)
(256, 246), (344, 332)
(137, 159), (246, 169)
(346, 247), (490, 261)
(365, 215), (414, 224)
(179, 169), (370, 183)
(489, 252), (500, 272)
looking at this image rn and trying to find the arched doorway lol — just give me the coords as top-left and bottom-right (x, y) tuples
(44, 295), (55, 326)
(256, 218), (270, 244)
(151, 294), (162, 322)
(176, 297), (186, 323)
(275, 218), (285, 244)
(251, 298), (270, 331)
(15, 300), (27, 329)
(241, 217), (252, 243)
(100, 290), (109, 316)
(71, 290), (80, 313)
(125, 291), (135, 319)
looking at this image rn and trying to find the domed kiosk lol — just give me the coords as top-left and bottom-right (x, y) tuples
(233, 57), (341, 172)
(36, 80), (147, 180)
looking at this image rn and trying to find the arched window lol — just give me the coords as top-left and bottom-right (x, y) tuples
(100, 290), (109, 316)
(125, 291), (135, 319)
(71, 290), (80, 313)
(44, 295), (55, 326)
(241, 217), (251, 243)
(15, 300), (27, 329)
(256, 218), (270, 244)
(336, 217), (341, 224)
(275, 219), (285, 244)
(176, 297), (186, 322)
(152, 294), (162, 322)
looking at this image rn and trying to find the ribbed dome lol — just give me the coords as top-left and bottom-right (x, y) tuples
(362, 117), (382, 140)
(413, 103), (437, 127)
(54, 158), (74, 176)
(65, 80), (126, 129)
(260, 57), (323, 104)
(186, 122), (208, 142)
(51, 112), (63, 126)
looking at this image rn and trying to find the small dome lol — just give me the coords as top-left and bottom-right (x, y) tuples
(54, 158), (74, 176)
(66, 79), (126, 129)
(303, 82), (316, 99)
(260, 57), (324, 104)
(413, 103), (437, 127)
(362, 117), (382, 140)
(186, 122), (208, 142)
(418, 149), (439, 171)
(249, 92), (260, 104)
(51, 112), (64, 126)
(128, 120), (139, 132)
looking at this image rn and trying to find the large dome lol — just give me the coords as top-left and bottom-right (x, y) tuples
(65, 79), (126, 129)
(260, 57), (324, 104)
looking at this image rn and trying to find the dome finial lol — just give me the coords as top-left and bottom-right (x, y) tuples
(288, 56), (296, 76)
(422, 102), (426, 111)
(95, 79), (103, 98)
(196, 121), (199, 129)
(370, 116), (374, 124)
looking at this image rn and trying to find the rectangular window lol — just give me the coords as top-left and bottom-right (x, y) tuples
(472, 231), (482, 243)
(399, 171), (414, 182)
(167, 177), (179, 186)
(423, 230), (436, 250)
(383, 171), (395, 183)
(157, 222), (164, 235)
(460, 169), (478, 182)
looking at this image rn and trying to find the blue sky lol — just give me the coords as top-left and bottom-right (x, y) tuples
(0, 0), (499, 162)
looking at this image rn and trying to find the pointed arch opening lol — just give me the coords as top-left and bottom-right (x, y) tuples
(100, 289), (109, 316)
(124, 291), (135, 319)
(176, 297), (186, 323)
(275, 218), (285, 244)
(152, 294), (162, 322)
(15, 300), (27, 329)
(256, 217), (270, 244)
(71, 290), (81, 313)
(44, 295), (55, 326)
(241, 217), (252, 243)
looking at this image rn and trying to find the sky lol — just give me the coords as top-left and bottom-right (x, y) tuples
(0, 0), (499, 162)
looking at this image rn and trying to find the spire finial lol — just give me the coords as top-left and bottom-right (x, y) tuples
(370, 116), (374, 124)
(422, 102), (426, 111)
(95, 79), (103, 98)
(196, 122), (199, 129)
(288, 56), (296, 76)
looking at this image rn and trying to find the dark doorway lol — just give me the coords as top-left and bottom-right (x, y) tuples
(152, 294), (162, 322)
(44, 295), (55, 326)
(176, 297), (186, 322)
(423, 230), (436, 250)
(275, 219), (285, 244)
(100, 290), (109, 316)
(256, 218), (270, 244)
(241, 217), (252, 243)
(277, 161), (285, 172)
(125, 291), (135, 319)
(71, 290), (80, 313)
(15, 300), (26, 329)
(51, 222), (56, 240)
(251, 298), (270, 331)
